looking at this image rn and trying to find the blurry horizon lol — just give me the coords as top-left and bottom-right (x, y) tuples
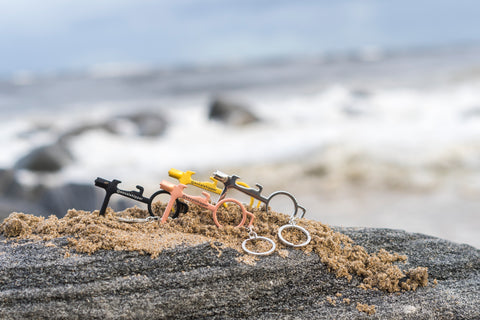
(2, 0), (480, 77)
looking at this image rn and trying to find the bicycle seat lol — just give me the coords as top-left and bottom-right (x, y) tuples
(160, 180), (175, 192)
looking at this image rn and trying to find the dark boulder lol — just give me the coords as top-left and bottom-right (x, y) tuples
(0, 227), (478, 319)
(208, 97), (260, 126)
(0, 169), (38, 220)
(59, 111), (168, 139)
(58, 122), (120, 142)
(14, 142), (73, 172)
(0, 180), (137, 220)
(38, 183), (102, 217)
(0, 198), (45, 221)
(119, 111), (168, 137)
(461, 106), (480, 120)
(0, 169), (23, 198)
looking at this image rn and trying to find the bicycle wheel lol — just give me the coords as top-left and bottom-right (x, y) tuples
(148, 190), (188, 219)
(213, 198), (249, 228)
(265, 191), (298, 217)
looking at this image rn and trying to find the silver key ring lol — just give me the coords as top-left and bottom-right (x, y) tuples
(242, 234), (276, 256)
(117, 216), (159, 223)
(278, 224), (311, 247)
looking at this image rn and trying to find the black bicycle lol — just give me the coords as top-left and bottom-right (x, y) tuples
(94, 177), (188, 219)
(213, 171), (306, 219)
(213, 171), (311, 247)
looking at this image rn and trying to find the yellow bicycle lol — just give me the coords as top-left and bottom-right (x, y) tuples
(168, 168), (259, 208)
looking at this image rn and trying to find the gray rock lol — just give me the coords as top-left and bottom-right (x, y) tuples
(17, 122), (54, 139)
(0, 228), (478, 319)
(0, 197), (45, 221)
(119, 111), (168, 137)
(14, 142), (73, 172)
(208, 97), (260, 126)
(0, 169), (23, 198)
(351, 89), (371, 99)
(58, 112), (168, 139)
(38, 183), (103, 217)
(461, 106), (480, 120)
(0, 169), (38, 220)
(58, 122), (120, 142)
(342, 105), (365, 117)
(0, 180), (136, 220)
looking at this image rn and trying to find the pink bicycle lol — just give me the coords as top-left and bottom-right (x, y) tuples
(157, 180), (276, 255)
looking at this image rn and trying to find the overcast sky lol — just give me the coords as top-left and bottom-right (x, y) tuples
(1, 0), (480, 76)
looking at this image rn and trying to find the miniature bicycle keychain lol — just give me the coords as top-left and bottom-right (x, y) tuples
(94, 177), (188, 222)
(168, 168), (259, 208)
(213, 171), (311, 247)
(158, 180), (276, 255)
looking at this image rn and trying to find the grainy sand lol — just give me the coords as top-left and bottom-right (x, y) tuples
(1, 202), (428, 294)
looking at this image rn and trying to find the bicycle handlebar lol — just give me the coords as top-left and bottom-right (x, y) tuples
(95, 177), (121, 189)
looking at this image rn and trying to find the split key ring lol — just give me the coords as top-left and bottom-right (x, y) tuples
(278, 223), (311, 248)
(242, 229), (276, 256)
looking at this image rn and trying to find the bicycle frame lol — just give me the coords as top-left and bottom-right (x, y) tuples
(94, 177), (187, 218)
(159, 180), (254, 228)
(168, 168), (259, 207)
(159, 180), (276, 255)
(168, 169), (223, 194)
(213, 171), (306, 218)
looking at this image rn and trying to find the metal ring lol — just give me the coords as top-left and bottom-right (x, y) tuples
(241, 236), (276, 256)
(266, 191), (298, 217)
(278, 224), (311, 247)
(117, 217), (153, 223)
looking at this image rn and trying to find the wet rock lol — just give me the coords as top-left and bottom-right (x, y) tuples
(0, 198), (44, 222)
(208, 97), (260, 126)
(461, 106), (480, 120)
(0, 179), (137, 220)
(14, 142), (73, 172)
(38, 183), (101, 217)
(342, 105), (365, 117)
(17, 122), (54, 139)
(59, 122), (119, 142)
(119, 111), (168, 137)
(350, 88), (371, 99)
(0, 169), (23, 198)
(38, 183), (138, 218)
(0, 169), (37, 220)
(0, 227), (478, 319)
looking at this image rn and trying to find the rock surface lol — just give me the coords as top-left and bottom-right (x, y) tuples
(208, 97), (260, 126)
(118, 111), (168, 137)
(14, 142), (73, 172)
(0, 227), (478, 319)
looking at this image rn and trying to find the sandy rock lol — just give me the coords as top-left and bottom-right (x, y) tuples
(0, 227), (478, 319)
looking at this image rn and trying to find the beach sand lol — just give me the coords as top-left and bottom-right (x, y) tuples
(1, 203), (430, 294)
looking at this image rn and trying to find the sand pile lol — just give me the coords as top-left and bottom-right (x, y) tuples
(0, 203), (428, 293)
